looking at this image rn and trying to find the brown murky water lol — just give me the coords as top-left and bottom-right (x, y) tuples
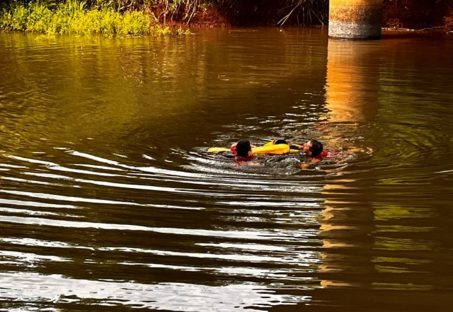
(1, 29), (453, 311)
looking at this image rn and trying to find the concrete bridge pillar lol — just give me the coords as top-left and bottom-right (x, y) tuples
(329, 0), (383, 39)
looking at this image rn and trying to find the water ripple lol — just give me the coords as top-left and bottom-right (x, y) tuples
(0, 272), (306, 311)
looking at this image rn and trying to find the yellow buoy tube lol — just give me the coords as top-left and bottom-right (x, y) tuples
(208, 143), (300, 155)
(252, 144), (291, 155)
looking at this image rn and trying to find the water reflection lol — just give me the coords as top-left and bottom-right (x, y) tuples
(0, 271), (306, 311)
(316, 39), (379, 289)
(0, 30), (330, 159)
(325, 39), (379, 123)
(315, 35), (453, 300)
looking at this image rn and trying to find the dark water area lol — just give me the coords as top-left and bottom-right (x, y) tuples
(1, 29), (453, 311)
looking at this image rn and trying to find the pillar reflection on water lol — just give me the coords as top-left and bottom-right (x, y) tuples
(316, 38), (380, 288)
(325, 39), (379, 124)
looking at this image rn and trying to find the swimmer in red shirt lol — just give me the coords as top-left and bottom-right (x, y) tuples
(295, 139), (326, 169)
(233, 139), (254, 163)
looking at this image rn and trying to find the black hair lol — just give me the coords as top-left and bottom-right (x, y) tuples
(274, 139), (287, 145)
(236, 139), (252, 157)
(309, 140), (323, 157)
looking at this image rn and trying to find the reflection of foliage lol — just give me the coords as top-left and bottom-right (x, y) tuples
(374, 204), (432, 221)
(0, 29), (325, 149)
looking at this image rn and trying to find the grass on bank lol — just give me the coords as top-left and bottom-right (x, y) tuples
(0, 1), (188, 35)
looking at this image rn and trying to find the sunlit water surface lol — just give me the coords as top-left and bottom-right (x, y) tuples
(1, 29), (453, 311)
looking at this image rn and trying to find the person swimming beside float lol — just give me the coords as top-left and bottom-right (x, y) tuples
(208, 139), (327, 168)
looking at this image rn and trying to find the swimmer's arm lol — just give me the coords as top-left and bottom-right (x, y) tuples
(221, 152), (235, 158)
(236, 160), (261, 167)
(300, 157), (321, 169)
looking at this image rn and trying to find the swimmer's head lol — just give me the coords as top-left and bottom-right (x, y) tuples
(236, 139), (252, 157)
(304, 140), (323, 157)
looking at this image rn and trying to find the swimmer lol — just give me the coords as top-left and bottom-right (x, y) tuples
(292, 139), (325, 169)
(234, 139), (254, 162)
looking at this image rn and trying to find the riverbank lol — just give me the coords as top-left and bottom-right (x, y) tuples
(0, 0), (451, 36)
(382, 27), (453, 40)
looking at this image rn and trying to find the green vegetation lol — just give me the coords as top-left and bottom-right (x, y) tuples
(0, 1), (182, 35)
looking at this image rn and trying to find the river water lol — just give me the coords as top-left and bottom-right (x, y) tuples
(0, 29), (453, 311)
